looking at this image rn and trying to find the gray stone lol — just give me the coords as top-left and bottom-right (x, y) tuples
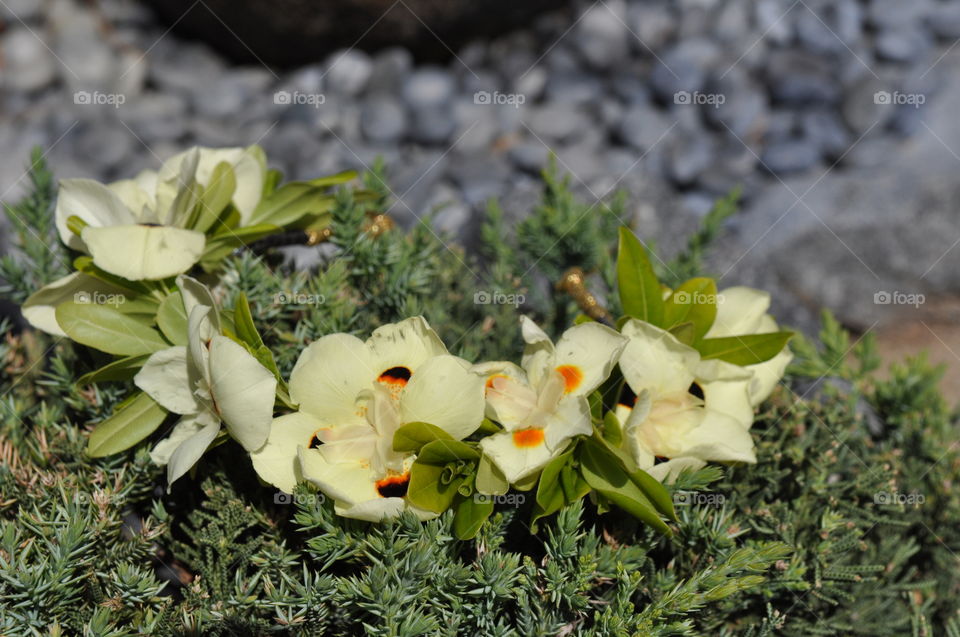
(1, 28), (58, 93)
(754, 0), (794, 45)
(150, 42), (224, 95)
(0, 0), (42, 21)
(52, 4), (117, 91)
(795, 0), (862, 55)
(75, 123), (135, 170)
(403, 67), (456, 109)
(452, 101), (500, 152)
(324, 49), (373, 97)
(617, 103), (675, 151)
(841, 137), (902, 169)
(360, 97), (408, 144)
(448, 155), (509, 206)
(704, 72), (768, 139)
(927, 4), (960, 39)
(513, 66), (548, 102)
(544, 72), (605, 105)
(123, 93), (189, 142)
(626, 2), (676, 51)
(649, 40), (718, 101)
(665, 132), (714, 186)
(194, 69), (273, 118)
(367, 47), (413, 95)
(525, 104), (589, 142)
(875, 27), (933, 63)
(841, 76), (895, 134)
(867, 0), (930, 29)
(508, 142), (550, 174)
(409, 105), (456, 145)
(765, 50), (841, 105)
(574, 0), (629, 69)
(427, 183), (474, 239)
(761, 138), (822, 174)
(802, 109), (853, 160)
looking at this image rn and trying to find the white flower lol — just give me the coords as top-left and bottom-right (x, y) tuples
(617, 319), (756, 483)
(475, 317), (627, 484)
(133, 276), (277, 486)
(53, 145), (265, 281)
(706, 286), (793, 407)
(251, 317), (486, 522)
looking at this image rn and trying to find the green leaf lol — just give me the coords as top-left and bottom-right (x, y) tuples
(157, 291), (188, 346)
(617, 227), (664, 325)
(602, 410), (622, 446)
(189, 161), (236, 233)
(393, 421), (455, 454)
(248, 182), (337, 227)
(73, 256), (152, 296)
(308, 169), (357, 188)
(475, 455), (509, 495)
(405, 439), (481, 513)
(536, 451), (573, 519)
(668, 321), (696, 346)
(514, 470), (539, 492)
(578, 437), (671, 535)
(663, 277), (718, 341)
(263, 168), (283, 198)
(698, 331), (794, 365)
(629, 467), (678, 522)
(77, 354), (150, 386)
(56, 302), (169, 356)
(416, 439), (479, 464)
(87, 392), (168, 457)
(452, 495), (493, 540)
(200, 224), (281, 268)
(233, 293), (263, 349)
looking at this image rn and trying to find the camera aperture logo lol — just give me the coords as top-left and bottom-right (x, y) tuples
(674, 90), (725, 108)
(473, 493), (526, 506)
(673, 290), (724, 305)
(274, 291), (326, 306)
(474, 90), (526, 108)
(874, 491), (924, 506)
(873, 290), (924, 308)
(74, 91), (126, 108)
(74, 291), (126, 307)
(873, 91), (925, 108)
(474, 289), (525, 308)
(274, 90), (326, 108)
(673, 491), (725, 507)
(274, 491), (326, 505)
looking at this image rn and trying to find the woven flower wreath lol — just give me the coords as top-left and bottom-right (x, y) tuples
(24, 145), (793, 539)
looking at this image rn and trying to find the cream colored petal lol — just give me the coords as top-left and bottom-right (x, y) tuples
(55, 178), (137, 251)
(134, 346), (198, 415)
(679, 410), (757, 464)
(551, 322), (628, 396)
(620, 319), (700, 396)
(479, 429), (555, 484)
(298, 447), (381, 505)
(333, 498), (410, 522)
(365, 316), (448, 375)
(186, 304), (215, 391)
(250, 412), (326, 493)
(288, 333), (374, 425)
(473, 361), (529, 422)
(165, 416), (221, 486)
(519, 316), (555, 389)
(21, 272), (126, 337)
(399, 355), (485, 440)
(646, 457), (706, 483)
(107, 178), (153, 219)
(621, 391), (655, 470)
(707, 286), (771, 338)
(208, 335), (277, 452)
(81, 225), (205, 281)
(541, 395), (592, 450)
(697, 359), (755, 429)
(482, 374), (538, 430)
(149, 413), (211, 466)
(176, 274), (221, 336)
(747, 348), (792, 406)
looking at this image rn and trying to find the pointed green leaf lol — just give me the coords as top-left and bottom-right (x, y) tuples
(77, 354), (150, 386)
(475, 454), (509, 495)
(233, 292), (264, 350)
(87, 392), (168, 457)
(668, 321), (696, 346)
(393, 421), (455, 454)
(56, 302), (169, 356)
(698, 331), (794, 365)
(190, 162), (237, 233)
(617, 227), (664, 325)
(157, 291), (188, 346)
(453, 495), (494, 540)
(663, 277), (718, 341)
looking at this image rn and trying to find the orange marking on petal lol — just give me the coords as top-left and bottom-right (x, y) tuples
(308, 428), (330, 449)
(556, 365), (583, 393)
(485, 373), (508, 392)
(375, 472), (410, 498)
(512, 428), (545, 448)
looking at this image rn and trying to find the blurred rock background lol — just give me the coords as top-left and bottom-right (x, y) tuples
(3, 0), (960, 391)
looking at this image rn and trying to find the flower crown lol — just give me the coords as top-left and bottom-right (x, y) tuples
(24, 145), (793, 539)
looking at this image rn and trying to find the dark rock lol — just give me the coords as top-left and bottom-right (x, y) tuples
(360, 97), (408, 144)
(761, 138), (822, 174)
(766, 50), (841, 105)
(403, 67), (456, 109)
(875, 27), (933, 63)
(574, 0), (629, 69)
(795, 0), (862, 55)
(324, 50), (373, 97)
(841, 76), (895, 134)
